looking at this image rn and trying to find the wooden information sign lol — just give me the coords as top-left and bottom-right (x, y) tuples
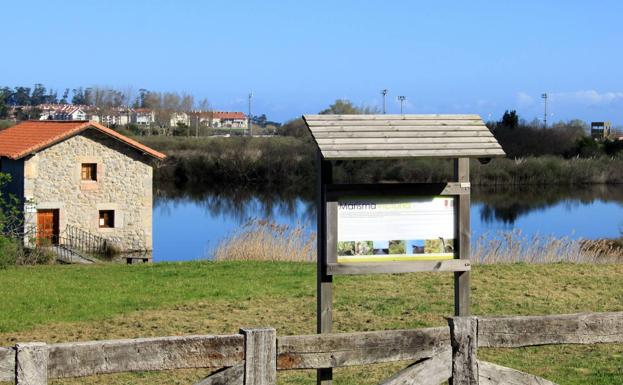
(304, 114), (505, 385)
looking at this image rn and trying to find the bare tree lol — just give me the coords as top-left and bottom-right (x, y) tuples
(196, 98), (211, 136)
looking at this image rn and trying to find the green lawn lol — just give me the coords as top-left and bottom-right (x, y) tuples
(1, 261), (622, 384)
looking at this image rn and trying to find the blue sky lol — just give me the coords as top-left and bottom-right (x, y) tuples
(2, 1), (622, 124)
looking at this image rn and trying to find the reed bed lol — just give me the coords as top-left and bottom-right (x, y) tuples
(212, 219), (316, 262)
(213, 222), (622, 264)
(472, 229), (623, 264)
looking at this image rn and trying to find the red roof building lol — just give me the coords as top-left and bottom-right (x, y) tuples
(0, 120), (165, 160)
(212, 111), (246, 120)
(0, 121), (165, 257)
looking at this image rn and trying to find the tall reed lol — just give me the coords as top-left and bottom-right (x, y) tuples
(472, 229), (622, 264)
(212, 219), (316, 262)
(212, 223), (622, 264)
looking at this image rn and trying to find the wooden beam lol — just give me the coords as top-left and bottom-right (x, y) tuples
(319, 143), (503, 151)
(316, 151), (333, 385)
(478, 361), (559, 385)
(47, 334), (243, 378)
(304, 114), (482, 121)
(477, 312), (623, 348)
(312, 131), (495, 139)
(240, 328), (276, 385)
(277, 327), (450, 370)
(0, 347), (15, 382)
(454, 158), (470, 317)
(195, 364), (244, 385)
(310, 124), (486, 131)
(326, 260), (471, 276)
(320, 149), (505, 160)
(16, 342), (48, 385)
(316, 137), (499, 144)
(326, 183), (470, 200)
(377, 349), (451, 385)
(449, 317), (478, 385)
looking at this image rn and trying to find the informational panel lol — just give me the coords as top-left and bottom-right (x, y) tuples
(337, 196), (455, 262)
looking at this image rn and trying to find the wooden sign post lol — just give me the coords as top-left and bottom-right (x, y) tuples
(305, 114), (505, 385)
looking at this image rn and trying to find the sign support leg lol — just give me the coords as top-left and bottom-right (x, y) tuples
(454, 158), (471, 316)
(316, 151), (333, 385)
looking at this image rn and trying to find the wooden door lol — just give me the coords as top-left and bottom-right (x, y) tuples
(37, 209), (59, 245)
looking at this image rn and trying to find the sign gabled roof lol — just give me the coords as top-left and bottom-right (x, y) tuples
(0, 120), (166, 160)
(303, 114), (505, 160)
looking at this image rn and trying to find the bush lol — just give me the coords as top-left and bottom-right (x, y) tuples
(0, 236), (19, 269)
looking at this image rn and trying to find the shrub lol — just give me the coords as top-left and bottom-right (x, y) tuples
(0, 236), (19, 269)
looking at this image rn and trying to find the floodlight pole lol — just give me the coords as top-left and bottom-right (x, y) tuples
(398, 96), (406, 114)
(541, 93), (548, 128)
(381, 89), (388, 114)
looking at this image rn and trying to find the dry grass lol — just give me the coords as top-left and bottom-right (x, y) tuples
(212, 223), (623, 265)
(473, 229), (623, 264)
(212, 219), (316, 262)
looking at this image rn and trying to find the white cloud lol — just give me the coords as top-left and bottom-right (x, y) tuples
(516, 92), (534, 107)
(550, 90), (623, 105)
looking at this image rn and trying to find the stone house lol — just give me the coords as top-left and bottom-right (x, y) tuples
(0, 120), (165, 255)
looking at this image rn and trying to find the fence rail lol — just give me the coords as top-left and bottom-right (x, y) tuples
(18, 225), (113, 263)
(61, 224), (110, 257)
(1, 311), (622, 385)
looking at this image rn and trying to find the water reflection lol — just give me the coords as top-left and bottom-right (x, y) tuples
(155, 184), (316, 224)
(152, 184), (623, 262)
(473, 184), (623, 224)
(157, 184), (623, 227)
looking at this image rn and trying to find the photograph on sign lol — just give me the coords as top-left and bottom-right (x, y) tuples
(337, 196), (455, 262)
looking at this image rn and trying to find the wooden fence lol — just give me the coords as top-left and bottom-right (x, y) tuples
(1, 311), (622, 385)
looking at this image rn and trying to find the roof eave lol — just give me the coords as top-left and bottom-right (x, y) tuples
(303, 114), (506, 160)
(3, 121), (166, 161)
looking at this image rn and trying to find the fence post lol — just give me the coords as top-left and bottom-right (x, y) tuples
(240, 328), (276, 385)
(15, 342), (48, 385)
(448, 317), (478, 385)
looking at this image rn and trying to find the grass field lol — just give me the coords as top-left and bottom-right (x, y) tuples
(1, 261), (622, 384)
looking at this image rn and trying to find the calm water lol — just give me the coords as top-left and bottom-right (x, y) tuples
(153, 185), (623, 262)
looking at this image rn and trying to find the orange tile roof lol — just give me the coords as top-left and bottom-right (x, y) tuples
(0, 121), (166, 160)
(213, 111), (246, 120)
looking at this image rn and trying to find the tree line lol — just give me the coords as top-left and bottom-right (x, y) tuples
(488, 110), (623, 158)
(0, 84), (281, 133)
(276, 100), (623, 158)
(0, 84), (203, 111)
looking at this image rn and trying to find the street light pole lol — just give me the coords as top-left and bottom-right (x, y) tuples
(248, 92), (253, 136)
(381, 89), (388, 114)
(398, 96), (406, 114)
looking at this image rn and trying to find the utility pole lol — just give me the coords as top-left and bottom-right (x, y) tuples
(381, 89), (388, 114)
(541, 93), (548, 128)
(398, 96), (406, 114)
(248, 92), (253, 136)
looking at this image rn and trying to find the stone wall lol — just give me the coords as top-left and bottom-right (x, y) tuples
(23, 129), (153, 251)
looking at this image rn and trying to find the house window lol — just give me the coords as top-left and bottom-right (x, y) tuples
(99, 210), (115, 228)
(81, 163), (97, 181)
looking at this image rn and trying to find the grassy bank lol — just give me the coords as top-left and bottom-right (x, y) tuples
(1, 262), (622, 384)
(140, 136), (623, 192)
